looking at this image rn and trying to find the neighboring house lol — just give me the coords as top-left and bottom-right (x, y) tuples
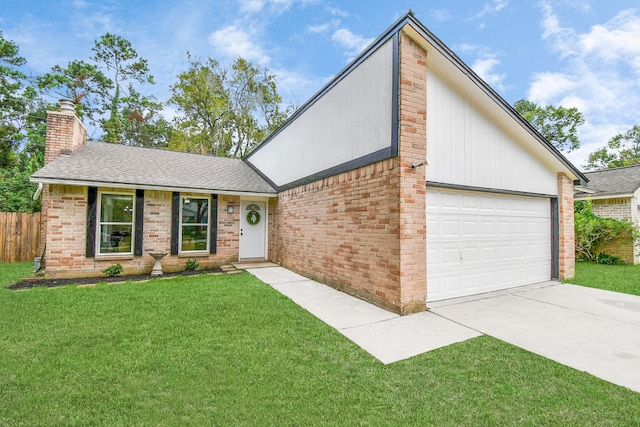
(31, 11), (586, 314)
(574, 165), (640, 264)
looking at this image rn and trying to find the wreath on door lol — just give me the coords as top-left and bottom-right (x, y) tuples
(246, 210), (260, 225)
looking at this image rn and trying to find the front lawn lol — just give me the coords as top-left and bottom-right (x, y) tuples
(566, 261), (640, 296)
(1, 267), (639, 425)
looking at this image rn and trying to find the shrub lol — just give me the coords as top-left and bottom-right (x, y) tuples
(574, 200), (639, 263)
(596, 253), (624, 266)
(184, 258), (199, 271)
(102, 263), (123, 277)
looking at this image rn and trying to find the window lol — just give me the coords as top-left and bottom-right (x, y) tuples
(180, 196), (209, 252)
(98, 193), (135, 255)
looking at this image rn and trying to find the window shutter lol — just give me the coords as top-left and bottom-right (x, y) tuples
(210, 195), (218, 254)
(86, 187), (97, 257)
(135, 189), (144, 256)
(171, 192), (179, 255)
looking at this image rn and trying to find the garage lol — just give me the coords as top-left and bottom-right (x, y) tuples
(427, 188), (552, 302)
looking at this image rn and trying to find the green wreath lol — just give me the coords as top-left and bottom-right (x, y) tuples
(246, 210), (260, 225)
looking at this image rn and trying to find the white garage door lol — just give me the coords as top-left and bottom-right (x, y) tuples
(427, 189), (552, 302)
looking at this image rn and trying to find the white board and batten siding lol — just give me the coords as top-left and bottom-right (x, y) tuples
(426, 68), (557, 196)
(425, 68), (555, 302)
(247, 39), (394, 188)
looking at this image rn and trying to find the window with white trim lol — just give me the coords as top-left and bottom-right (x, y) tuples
(180, 196), (209, 252)
(98, 192), (135, 255)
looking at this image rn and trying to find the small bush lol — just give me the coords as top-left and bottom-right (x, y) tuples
(184, 259), (199, 271)
(596, 253), (624, 265)
(102, 263), (123, 278)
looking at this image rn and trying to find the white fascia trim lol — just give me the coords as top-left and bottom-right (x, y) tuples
(30, 177), (278, 198)
(574, 193), (634, 201)
(573, 186), (597, 194)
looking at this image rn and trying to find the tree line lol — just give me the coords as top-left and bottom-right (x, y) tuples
(1, 31), (638, 213)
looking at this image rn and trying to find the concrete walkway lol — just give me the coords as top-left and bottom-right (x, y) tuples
(246, 266), (640, 392)
(246, 267), (480, 364)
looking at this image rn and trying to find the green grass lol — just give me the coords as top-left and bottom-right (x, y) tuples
(1, 266), (639, 425)
(0, 261), (33, 288)
(566, 261), (640, 296)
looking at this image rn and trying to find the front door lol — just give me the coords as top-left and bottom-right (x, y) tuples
(239, 200), (266, 259)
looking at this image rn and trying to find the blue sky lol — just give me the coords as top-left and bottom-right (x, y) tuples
(2, 0), (639, 169)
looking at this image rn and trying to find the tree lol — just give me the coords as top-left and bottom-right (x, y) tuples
(226, 57), (293, 157)
(514, 99), (584, 152)
(91, 33), (155, 143)
(168, 55), (292, 157)
(0, 31), (27, 168)
(584, 125), (640, 170)
(168, 55), (228, 156)
(37, 60), (112, 128)
(119, 87), (172, 148)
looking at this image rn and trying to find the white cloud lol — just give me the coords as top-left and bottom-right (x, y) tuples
(456, 43), (508, 91)
(472, 0), (509, 19)
(578, 9), (640, 68)
(331, 28), (374, 56)
(238, 0), (294, 13)
(471, 55), (506, 91)
(531, 3), (640, 167)
(527, 72), (577, 104)
(429, 9), (451, 22)
(307, 21), (337, 34)
(208, 25), (270, 64)
(327, 6), (348, 17)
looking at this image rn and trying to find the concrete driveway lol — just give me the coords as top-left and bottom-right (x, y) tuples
(430, 282), (640, 393)
(246, 266), (640, 393)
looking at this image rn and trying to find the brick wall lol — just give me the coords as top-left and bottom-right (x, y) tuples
(273, 159), (403, 312)
(557, 173), (575, 278)
(39, 107), (87, 254)
(591, 198), (634, 221)
(44, 186), (240, 279)
(398, 31), (427, 312)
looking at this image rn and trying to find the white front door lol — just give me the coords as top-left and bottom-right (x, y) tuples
(239, 200), (267, 259)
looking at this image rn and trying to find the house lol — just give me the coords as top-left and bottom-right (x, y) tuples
(574, 165), (640, 264)
(31, 11), (586, 314)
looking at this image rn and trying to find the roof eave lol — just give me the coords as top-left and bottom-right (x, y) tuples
(30, 177), (278, 198)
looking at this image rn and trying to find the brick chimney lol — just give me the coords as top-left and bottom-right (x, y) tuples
(38, 99), (87, 262)
(44, 99), (87, 164)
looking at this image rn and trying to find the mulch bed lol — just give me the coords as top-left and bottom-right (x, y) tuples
(6, 267), (225, 291)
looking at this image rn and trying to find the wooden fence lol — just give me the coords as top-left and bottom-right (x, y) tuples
(0, 212), (41, 263)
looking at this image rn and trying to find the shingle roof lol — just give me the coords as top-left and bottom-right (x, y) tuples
(581, 165), (640, 196)
(31, 142), (276, 194)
